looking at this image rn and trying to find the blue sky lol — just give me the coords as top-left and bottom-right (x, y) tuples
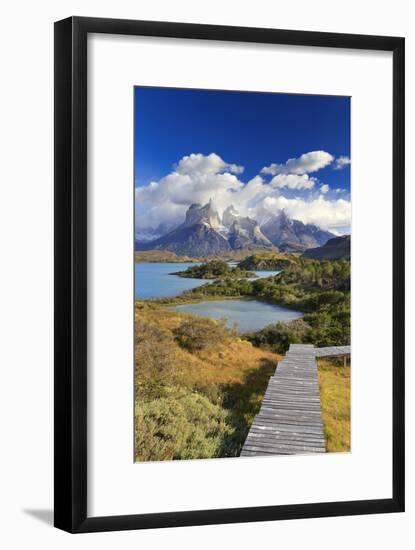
(134, 87), (351, 234)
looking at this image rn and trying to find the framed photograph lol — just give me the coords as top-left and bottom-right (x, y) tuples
(54, 16), (405, 533)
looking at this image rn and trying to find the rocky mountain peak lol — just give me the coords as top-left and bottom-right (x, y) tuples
(261, 209), (334, 253)
(254, 206), (274, 226)
(222, 204), (240, 228)
(228, 215), (273, 250)
(275, 209), (292, 226)
(184, 200), (221, 229)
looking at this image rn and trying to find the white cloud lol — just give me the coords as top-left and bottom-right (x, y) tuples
(320, 184), (330, 194)
(334, 156), (351, 170)
(136, 153), (249, 229)
(135, 152), (351, 233)
(175, 152), (244, 175)
(262, 195), (351, 230)
(261, 150), (334, 176)
(270, 173), (316, 190)
(136, 171), (244, 229)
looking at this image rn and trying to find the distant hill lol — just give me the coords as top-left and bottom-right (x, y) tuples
(302, 235), (350, 260)
(134, 250), (200, 263)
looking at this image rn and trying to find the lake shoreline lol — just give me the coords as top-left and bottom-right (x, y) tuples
(136, 292), (304, 335)
(136, 293), (252, 308)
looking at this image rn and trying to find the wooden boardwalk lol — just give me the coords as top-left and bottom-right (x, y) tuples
(241, 343), (350, 457)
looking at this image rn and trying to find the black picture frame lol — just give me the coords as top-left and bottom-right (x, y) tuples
(54, 16), (405, 533)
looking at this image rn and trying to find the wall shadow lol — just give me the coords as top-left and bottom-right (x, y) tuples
(23, 509), (54, 526)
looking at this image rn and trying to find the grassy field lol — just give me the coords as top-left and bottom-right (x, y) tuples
(135, 303), (281, 461)
(317, 357), (351, 453)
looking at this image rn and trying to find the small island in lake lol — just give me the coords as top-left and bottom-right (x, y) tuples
(172, 259), (257, 279)
(237, 251), (295, 271)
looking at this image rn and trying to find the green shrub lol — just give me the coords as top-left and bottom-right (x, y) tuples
(135, 319), (180, 398)
(244, 318), (311, 354)
(173, 316), (228, 352)
(174, 259), (255, 279)
(135, 391), (233, 461)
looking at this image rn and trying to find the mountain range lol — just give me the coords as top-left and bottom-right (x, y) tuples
(135, 200), (335, 256)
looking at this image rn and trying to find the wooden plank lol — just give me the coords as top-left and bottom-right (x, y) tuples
(263, 397), (320, 404)
(244, 441), (325, 453)
(246, 445), (326, 455)
(243, 443), (325, 454)
(253, 416), (323, 425)
(248, 435), (326, 447)
(262, 395), (321, 403)
(241, 449), (291, 457)
(262, 396), (321, 404)
(250, 424), (325, 435)
(258, 407), (323, 417)
(252, 420), (324, 431)
(247, 432), (325, 446)
(248, 426), (325, 437)
(257, 408), (322, 417)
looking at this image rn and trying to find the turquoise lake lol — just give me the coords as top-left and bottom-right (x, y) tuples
(168, 299), (303, 333)
(135, 262), (302, 332)
(134, 262), (203, 299)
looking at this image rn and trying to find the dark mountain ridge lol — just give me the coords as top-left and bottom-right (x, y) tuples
(302, 235), (350, 260)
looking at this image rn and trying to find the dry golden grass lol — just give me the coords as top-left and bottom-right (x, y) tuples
(317, 358), (351, 453)
(135, 305), (281, 391)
